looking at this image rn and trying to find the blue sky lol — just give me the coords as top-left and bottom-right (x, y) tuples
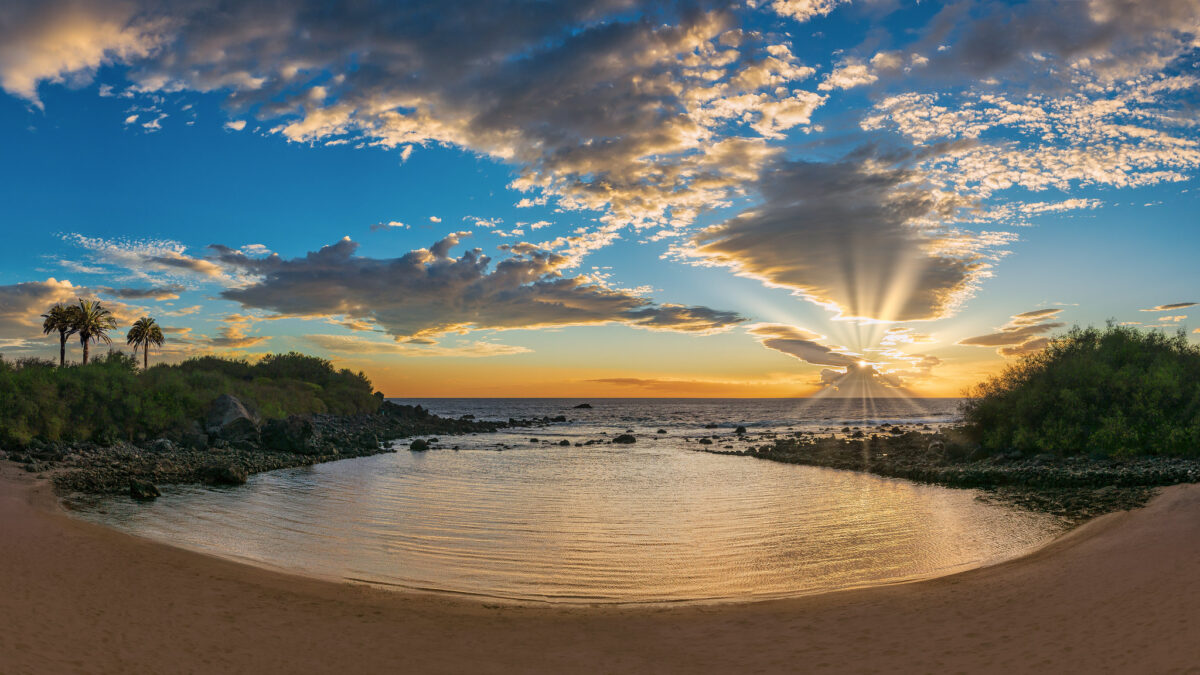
(0, 0), (1197, 396)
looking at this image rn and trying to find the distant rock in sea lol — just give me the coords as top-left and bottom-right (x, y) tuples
(573, 403), (593, 409)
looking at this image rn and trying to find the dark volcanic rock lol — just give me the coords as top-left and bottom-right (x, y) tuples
(735, 425), (747, 435)
(409, 439), (430, 451)
(129, 479), (160, 500)
(200, 463), (248, 486)
(573, 403), (593, 409)
(262, 416), (322, 455)
(205, 394), (260, 444)
(612, 434), (636, 444)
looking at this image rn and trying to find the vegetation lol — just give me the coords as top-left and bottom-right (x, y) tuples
(73, 299), (118, 365)
(41, 303), (76, 368)
(962, 324), (1200, 458)
(126, 317), (165, 370)
(0, 351), (382, 447)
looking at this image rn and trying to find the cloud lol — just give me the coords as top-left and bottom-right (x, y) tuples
(958, 308), (1065, 356)
(370, 221), (409, 232)
(747, 323), (861, 368)
(214, 233), (746, 341)
(0, 0), (165, 107)
(8, 1), (832, 266)
(819, 61), (877, 91)
(766, 0), (848, 23)
(918, 0), (1200, 82)
(206, 314), (269, 349)
(0, 278), (82, 335)
(96, 284), (185, 300)
(304, 334), (531, 358)
(683, 150), (1011, 321)
(59, 233), (239, 285)
(1141, 302), (1196, 312)
(223, 119), (246, 131)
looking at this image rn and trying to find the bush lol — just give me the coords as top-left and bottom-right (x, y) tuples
(961, 324), (1200, 457)
(0, 351), (383, 447)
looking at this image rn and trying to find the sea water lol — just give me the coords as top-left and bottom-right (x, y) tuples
(73, 398), (1064, 603)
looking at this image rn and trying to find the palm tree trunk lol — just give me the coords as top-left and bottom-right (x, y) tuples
(58, 332), (66, 367)
(144, 346), (149, 370)
(81, 339), (89, 365)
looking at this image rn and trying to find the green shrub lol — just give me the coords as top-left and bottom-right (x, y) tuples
(962, 324), (1200, 457)
(0, 351), (382, 447)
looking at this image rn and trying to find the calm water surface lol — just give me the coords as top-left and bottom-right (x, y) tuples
(74, 399), (1065, 603)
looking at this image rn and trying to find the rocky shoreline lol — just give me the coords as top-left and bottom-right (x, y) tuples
(690, 426), (1200, 522)
(1, 399), (565, 497)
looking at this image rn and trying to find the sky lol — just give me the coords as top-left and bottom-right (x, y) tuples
(0, 0), (1197, 398)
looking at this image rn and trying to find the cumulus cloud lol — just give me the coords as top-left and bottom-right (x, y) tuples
(819, 61), (877, 91)
(214, 233), (746, 341)
(1141, 302), (1196, 312)
(958, 308), (1066, 356)
(766, 0), (848, 23)
(683, 150), (1011, 321)
(0, 0), (165, 107)
(0, 278), (82, 335)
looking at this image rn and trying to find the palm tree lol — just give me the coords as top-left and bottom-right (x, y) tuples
(41, 303), (80, 367)
(73, 299), (117, 365)
(126, 316), (165, 370)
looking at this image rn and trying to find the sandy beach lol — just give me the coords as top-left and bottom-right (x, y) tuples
(2, 464), (1199, 674)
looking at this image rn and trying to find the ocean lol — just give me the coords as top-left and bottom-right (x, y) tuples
(73, 398), (1064, 604)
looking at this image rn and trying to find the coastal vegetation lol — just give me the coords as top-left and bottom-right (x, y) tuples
(0, 350), (381, 447)
(962, 324), (1200, 458)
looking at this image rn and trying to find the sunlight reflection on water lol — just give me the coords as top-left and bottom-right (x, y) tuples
(75, 401), (1065, 603)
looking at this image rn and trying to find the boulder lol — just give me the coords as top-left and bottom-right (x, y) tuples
(205, 394), (260, 444)
(261, 416), (323, 455)
(129, 479), (161, 501)
(612, 434), (636, 444)
(409, 439), (430, 451)
(200, 463), (248, 486)
(558, 439), (571, 446)
(149, 438), (175, 453)
(735, 425), (747, 435)
(573, 403), (593, 409)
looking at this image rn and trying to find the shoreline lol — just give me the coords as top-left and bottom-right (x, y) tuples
(4, 464), (1200, 672)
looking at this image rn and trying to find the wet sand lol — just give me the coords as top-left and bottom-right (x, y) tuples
(3, 463), (1199, 674)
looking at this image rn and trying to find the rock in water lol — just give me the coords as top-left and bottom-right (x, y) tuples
(573, 403), (593, 409)
(409, 439), (430, 451)
(129, 479), (161, 500)
(205, 394), (260, 445)
(735, 425), (747, 435)
(200, 463), (248, 485)
(612, 434), (636, 444)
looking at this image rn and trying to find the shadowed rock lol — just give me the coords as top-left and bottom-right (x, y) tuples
(129, 479), (160, 500)
(205, 394), (260, 445)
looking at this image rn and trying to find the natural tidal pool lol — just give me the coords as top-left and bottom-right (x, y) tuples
(73, 427), (1066, 604)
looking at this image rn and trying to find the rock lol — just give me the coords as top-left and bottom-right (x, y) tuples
(205, 394), (260, 444)
(200, 463), (247, 486)
(735, 425), (747, 435)
(612, 434), (636, 444)
(698, 438), (713, 445)
(409, 439), (430, 451)
(704, 423), (719, 429)
(0, 450), (7, 461)
(573, 403), (593, 409)
(656, 429), (667, 434)
(149, 438), (175, 453)
(262, 416), (322, 455)
(24, 462), (42, 473)
(129, 479), (160, 500)
(558, 440), (571, 446)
